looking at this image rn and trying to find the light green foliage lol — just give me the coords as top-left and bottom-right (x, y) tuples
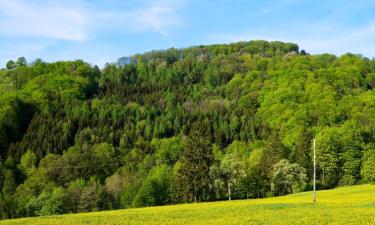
(210, 141), (249, 199)
(93, 143), (117, 173)
(152, 137), (184, 165)
(26, 187), (68, 216)
(1, 41), (375, 220)
(316, 121), (363, 187)
(67, 179), (86, 213)
(105, 173), (124, 207)
(244, 148), (269, 198)
(132, 165), (172, 207)
(19, 150), (37, 175)
(23, 73), (89, 105)
(316, 127), (341, 187)
(271, 159), (307, 195)
(361, 149), (375, 182)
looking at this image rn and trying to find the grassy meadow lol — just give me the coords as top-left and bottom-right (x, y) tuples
(1, 184), (374, 225)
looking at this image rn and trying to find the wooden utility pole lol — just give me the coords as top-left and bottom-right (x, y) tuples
(228, 183), (231, 201)
(313, 138), (316, 204)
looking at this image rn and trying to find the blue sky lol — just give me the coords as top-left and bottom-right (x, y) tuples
(1, 0), (375, 67)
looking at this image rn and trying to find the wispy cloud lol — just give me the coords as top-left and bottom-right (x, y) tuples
(0, 0), (187, 67)
(121, 4), (183, 35)
(97, 0), (185, 35)
(0, 0), (89, 41)
(0, 0), (185, 41)
(293, 21), (375, 56)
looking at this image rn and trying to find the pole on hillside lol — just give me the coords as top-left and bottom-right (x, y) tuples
(313, 138), (316, 204)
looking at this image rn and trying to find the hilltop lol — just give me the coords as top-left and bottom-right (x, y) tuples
(0, 40), (374, 219)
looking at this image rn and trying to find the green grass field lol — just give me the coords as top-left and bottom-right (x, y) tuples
(1, 184), (374, 225)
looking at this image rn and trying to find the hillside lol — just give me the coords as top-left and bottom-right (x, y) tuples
(1, 184), (374, 225)
(0, 40), (374, 219)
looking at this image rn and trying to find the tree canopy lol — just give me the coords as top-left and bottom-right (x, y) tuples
(0, 40), (374, 219)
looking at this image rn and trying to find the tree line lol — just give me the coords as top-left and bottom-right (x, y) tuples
(0, 40), (374, 219)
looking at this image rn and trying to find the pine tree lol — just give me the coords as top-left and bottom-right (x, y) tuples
(293, 127), (312, 178)
(263, 131), (286, 179)
(176, 124), (213, 202)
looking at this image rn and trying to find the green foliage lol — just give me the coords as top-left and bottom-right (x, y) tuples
(361, 149), (375, 182)
(316, 128), (341, 187)
(67, 179), (85, 213)
(210, 141), (249, 199)
(19, 150), (37, 175)
(132, 165), (172, 207)
(119, 182), (138, 209)
(0, 41), (375, 220)
(27, 187), (68, 216)
(271, 159), (307, 195)
(366, 72), (375, 89)
(15, 57), (27, 67)
(292, 127), (312, 177)
(175, 125), (213, 202)
(243, 148), (270, 198)
(5, 61), (15, 70)
(105, 173), (124, 208)
(78, 178), (104, 212)
(1, 171), (16, 196)
(152, 137), (184, 165)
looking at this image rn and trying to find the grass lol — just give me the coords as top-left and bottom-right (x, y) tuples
(1, 184), (374, 225)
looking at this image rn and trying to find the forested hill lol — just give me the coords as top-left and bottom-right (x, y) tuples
(0, 40), (374, 219)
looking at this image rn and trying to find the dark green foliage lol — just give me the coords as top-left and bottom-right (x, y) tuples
(5, 61), (15, 70)
(1, 171), (16, 197)
(175, 124), (213, 202)
(367, 72), (375, 89)
(0, 40), (374, 219)
(16, 57), (27, 67)
(78, 178), (104, 212)
(292, 127), (313, 178)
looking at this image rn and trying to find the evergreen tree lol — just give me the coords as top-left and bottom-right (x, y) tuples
(293, 127), (313, 178)
(176, 124), (213, 202)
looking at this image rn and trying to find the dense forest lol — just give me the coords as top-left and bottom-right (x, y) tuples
(0, 40), (374, 219)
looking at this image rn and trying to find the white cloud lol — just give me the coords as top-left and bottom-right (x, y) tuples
(0, 0), (185, 41)
(123, 4), (182, 34)
(0, 0), (90, 41)
(0, 0), (187, 67)
(296, 22), (375, 56)
(98, 0), (185, 35)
